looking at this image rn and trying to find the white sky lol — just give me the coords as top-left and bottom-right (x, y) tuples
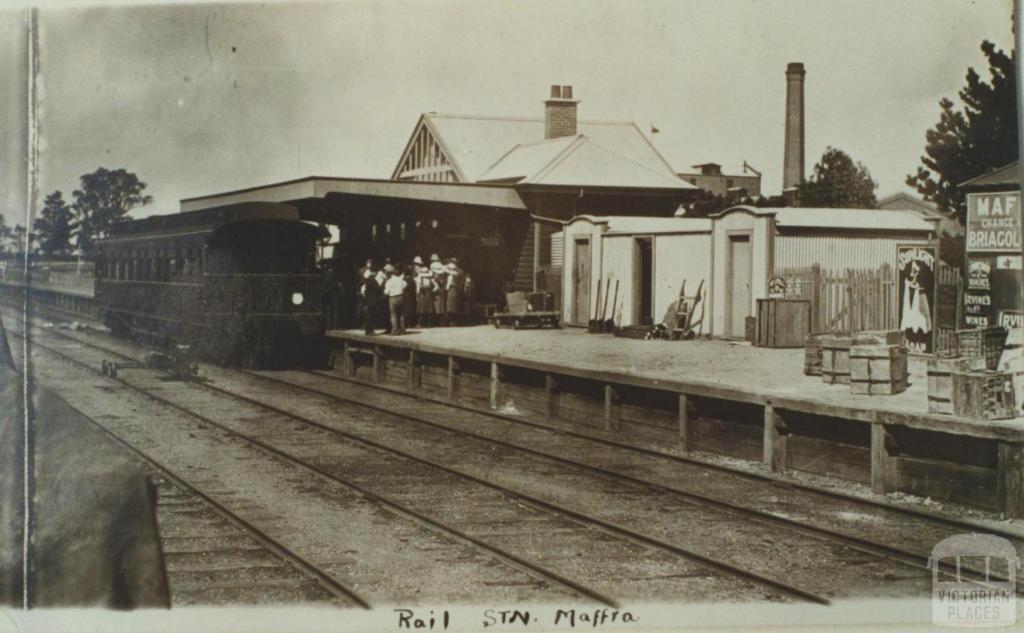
(0, 0), (1016, 226)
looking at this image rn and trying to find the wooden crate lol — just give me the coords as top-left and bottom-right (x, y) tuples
(755, 299), (810, 348)
(956, 326), (1008, 370)
(854, 330), (905, 346)
(927, 356), (987, 415)
(952, 370), (1017, 420)
(803, 333), (826, 376)
(744, 316), (757, 343)
(821, 334), (852, 385)
(849, 344), (908, 395)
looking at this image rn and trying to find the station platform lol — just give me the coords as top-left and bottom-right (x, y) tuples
(327, 325), (1024, 517)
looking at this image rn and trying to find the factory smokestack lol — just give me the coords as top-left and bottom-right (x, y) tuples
(782, 62), (806, 192)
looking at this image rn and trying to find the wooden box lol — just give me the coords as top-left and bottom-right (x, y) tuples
(744, 316), (757, 343)
(956, 326), (1008, 370)
(952, 370), (1017, 420)
(854, 330), (905, 346)
(927, 356), (987, 414)
(804, 333), (827, 376)
(821, 334), (852, 384)
(849, 344), (908, 395)
(755, 299), (810, 348)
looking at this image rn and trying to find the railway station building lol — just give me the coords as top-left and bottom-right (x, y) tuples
(181, 85), (699, 309)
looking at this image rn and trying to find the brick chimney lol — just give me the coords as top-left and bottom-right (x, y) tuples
(544, 85), (578, 140)
(782, 63), (805, 191)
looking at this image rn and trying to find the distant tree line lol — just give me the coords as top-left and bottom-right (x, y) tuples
(1, 167), (152, 261)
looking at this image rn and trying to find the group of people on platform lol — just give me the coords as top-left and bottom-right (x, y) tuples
(357, 254), (473, 336)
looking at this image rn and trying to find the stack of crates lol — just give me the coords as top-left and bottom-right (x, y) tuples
(927, 326), (1016, 420)
(817, 330), (909, 395)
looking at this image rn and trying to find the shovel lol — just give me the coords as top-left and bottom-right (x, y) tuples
(588, 277), (603, 333)
(603, 279), (619, 332)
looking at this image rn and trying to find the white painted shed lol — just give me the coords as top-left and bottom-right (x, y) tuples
(561, 206), (939, 338)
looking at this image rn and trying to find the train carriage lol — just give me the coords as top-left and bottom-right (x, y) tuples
(95, 202), (329, 367)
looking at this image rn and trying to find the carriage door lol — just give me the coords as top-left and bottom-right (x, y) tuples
(573, 239), (591, 325)
(728, 234), (752, 338)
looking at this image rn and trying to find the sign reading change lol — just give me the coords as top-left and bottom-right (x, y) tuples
(967, 192), (1022, 252)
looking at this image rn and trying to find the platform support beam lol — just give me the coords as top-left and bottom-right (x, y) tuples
(545, 374), (559, 421)
(763, 404), (787, 472)
(604, 385), (620, 432)
(373, 345), (385, 382)
(407, 350), (420, 392)
(870, 423), (899, 493)
(490, 362), (505, 410)
(447, 356), (460, 401)
(998, 441), (1024, 519)
(677, 394), (690, 451)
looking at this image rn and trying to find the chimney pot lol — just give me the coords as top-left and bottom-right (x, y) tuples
(561, 85), (573, 99)
(550, 85), (561, 99)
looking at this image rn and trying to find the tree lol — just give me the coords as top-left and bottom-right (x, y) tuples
(907, 40), (1017, 225)
(33, 191), (75, 258)
(72, 168), (153, 257)
(796, 146), (878, 208)
(0, 215), (10, 257)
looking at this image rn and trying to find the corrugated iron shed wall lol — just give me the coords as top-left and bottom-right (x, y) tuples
(774, 232), (931, 272)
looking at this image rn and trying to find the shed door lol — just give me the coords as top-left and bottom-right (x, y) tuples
(728, 235), (752, 337)
(573, 239), (591, 325)
(635, 238), (654, 326)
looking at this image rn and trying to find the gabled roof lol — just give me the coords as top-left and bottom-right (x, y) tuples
(714, 205), (936, 232)
(960, 161), (1020, 191)
(394, 113), (682, 185)
(478, 135), (694, 190)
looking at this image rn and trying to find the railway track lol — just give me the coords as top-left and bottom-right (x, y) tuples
(10, 320), (822, 605)
(9, 317), (1002, 603)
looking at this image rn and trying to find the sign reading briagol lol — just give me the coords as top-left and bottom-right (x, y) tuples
(967, 192), (1022, 252)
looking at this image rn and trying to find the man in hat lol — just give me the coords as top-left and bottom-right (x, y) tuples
(430, 254), (448, 325)
(444, 259), (464, 326)
(359, 268), (381, 335)
(415, 256), (436, 327)
(382, 263), (407, 335)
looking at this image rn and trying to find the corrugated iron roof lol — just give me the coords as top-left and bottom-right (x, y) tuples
(715, 205), (936, 231)
(422, 113), (682, 185)
(479, 135), (694, 190)
(960, 161), (1020, 190)
(567, 214), (712, 234)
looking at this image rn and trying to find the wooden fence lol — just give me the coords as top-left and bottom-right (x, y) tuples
(777, 264), (963, 348)
(778, 265), (897, 333)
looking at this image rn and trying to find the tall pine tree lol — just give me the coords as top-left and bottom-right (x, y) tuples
(796, 147), (878, 208)
(34, 191), (75, 258)
(907, 40), (1018, 225)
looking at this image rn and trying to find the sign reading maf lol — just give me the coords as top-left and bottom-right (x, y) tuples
(968, 193), (1022, 252)
(930, 533), (1020, 627)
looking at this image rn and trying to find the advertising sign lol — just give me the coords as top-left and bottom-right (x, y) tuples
(967, 192), (1022, 252)
(964, 257), (994, 328)
(897, 245), (937, 354)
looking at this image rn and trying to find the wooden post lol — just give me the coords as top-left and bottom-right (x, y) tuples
(998, 442), (1024, 519)
(763, 404), (787, 472)
(447, 356), (460, 400)
(373, 345), (385, 382)
(604, 385), (619, 432)
(677, 394), (690, 451)
(870, 423), (899, 493)
(545, 374), (559, 421)
(811, 264), (822, 332)
(490, 362), (505, 410)
(407, 350), (420, 392)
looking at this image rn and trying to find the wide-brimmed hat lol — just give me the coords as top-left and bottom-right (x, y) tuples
(384, 264), (397, 273)
(430, 253), (440, 262)
(412, 256), (424, 265)
(446, 262), (458, 271)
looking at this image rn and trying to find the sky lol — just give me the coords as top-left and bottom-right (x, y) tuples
(0, 0), (1016, 227)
